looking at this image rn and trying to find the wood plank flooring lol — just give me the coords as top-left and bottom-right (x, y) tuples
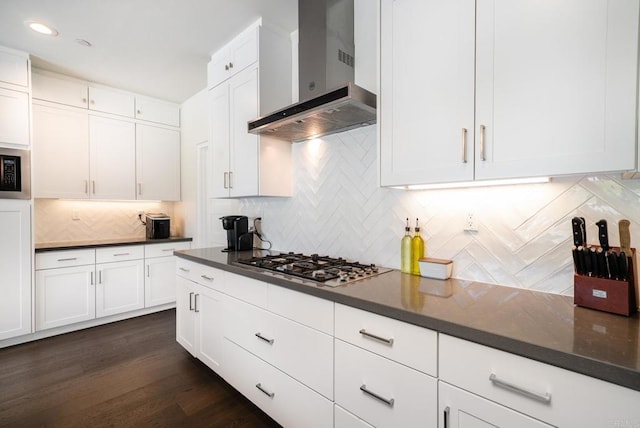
(0, 310), (281, 427)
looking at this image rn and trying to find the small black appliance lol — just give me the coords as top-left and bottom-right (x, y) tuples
(146, 213), (170, 239)
(220, 215), (253, 251)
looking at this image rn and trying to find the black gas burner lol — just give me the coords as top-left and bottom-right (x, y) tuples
(236, 252), (392, 287)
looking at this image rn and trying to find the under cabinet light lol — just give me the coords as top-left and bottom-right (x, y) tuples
(395, 177), (551, 191)
(25, 20), (59, 36)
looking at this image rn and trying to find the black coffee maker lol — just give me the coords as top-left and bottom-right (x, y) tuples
(220, 215), (253, 251)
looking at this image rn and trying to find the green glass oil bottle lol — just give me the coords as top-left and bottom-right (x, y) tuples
(401, 218), (412, 273)
(411, 218), (425, 275)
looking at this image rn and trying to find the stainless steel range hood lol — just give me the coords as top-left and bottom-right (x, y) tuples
(247, 0), (376, 142)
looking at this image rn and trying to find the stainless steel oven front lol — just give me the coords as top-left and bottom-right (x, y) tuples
(0, 147), (30, 199)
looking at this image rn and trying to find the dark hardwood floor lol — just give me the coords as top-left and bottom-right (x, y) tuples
(0, 310), (281, 428)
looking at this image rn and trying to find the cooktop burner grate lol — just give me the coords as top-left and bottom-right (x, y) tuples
(236, 252), (392, 287)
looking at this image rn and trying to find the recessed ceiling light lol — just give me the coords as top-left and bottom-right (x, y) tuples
(25, 20), (58, 36)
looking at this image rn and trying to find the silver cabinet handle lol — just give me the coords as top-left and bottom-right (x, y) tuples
(201, 275), (214, 281)
(92, 180), (96, 194)
(137, 109), (141, 115)
(162, 248), (175, 252)
(90, 271), (94, 285)
(84, 180), (88, 194)
(479, 124), (486, 161)
(359, 329), (394, 346)
(98, 270), (102, 284)
(229, 62), (233, 69)
(255, 383), (275, 398)
(444, 406), (450, 428)
(228, 171), (233, 189)
(189, 291), (194, 311)
(194, 294), (199, 312)
(461, 128), (468, 163)
(223, 172), (229, 189)
(179, 267), (190, 273)
(57, 257), (78, 262)
(224, 64), (229, 71)
(255, 332), (275, 344)
(138, 183), (142, 196)
(113, 253), (130, 257)
(489, 373), (552, 404)
(359, 384), (394, 407)
(146, 264), (150, 277)
(90, 99), (95, 105)
(82, 97), (87, 103)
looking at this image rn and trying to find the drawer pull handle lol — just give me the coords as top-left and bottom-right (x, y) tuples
(360, 384), (394, 407)
(57, 257), (78, 262)
(489, 373), (552, 404)
(201, 275), (214, 281)
(255, 383), (275, 398)
(359, 329), (394, 346)
(255, 332), (275, 344)
(113, 253), (130, 257)
(162, 248), (175, 252)
(179, 267), (190, 272)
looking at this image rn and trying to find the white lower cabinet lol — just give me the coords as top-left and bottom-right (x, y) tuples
(224, 338), (333, 428)
(176, 276), (197, 355)
(439, 382), (552, 428)
(144, 241), (191, 307)
(95, 259), (144, 317)
(334, 405), (374, 428)
(36, 264), (95, 330)
(335, 339), (438, 428)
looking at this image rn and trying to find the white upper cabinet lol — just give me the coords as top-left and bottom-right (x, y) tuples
(88, 86), (135, 117)
(0, 46), (29, 88)
(135, 96), (180, 127)
(136, 124), (181, 201)
(380, 0), (640, 186)
(32, 72), (89, 109)
(0, 46), (30, 148)
(208, 26), (259, 89)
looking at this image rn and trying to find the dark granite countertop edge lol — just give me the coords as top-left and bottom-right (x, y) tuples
(174, 250), (640, 392)
(35, 236), (193, 252)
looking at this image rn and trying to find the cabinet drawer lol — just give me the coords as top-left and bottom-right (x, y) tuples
(224, 271), (267, 308)
(225, 296), (333, 399)
(36, 249), (95, 270)
(267, 285), (333, 334)
(96, 245), (144, 263)
(335, 405), (374, 428)
(175, 259), (225, 293)
(145, 241), (190, 259)
(335, 339), (438, 428)
(335, 303), (437, 376)
(439, 334), (640, 427)
(224, 339), (333, 428)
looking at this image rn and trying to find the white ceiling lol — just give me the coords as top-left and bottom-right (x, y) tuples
(0, 0), (298, 103)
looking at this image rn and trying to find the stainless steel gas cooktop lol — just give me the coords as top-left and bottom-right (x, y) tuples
(235, 252), (392, 287)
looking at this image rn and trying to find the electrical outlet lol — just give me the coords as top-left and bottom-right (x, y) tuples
(464, 212), (478, 232)
(72, 211), (80, 221)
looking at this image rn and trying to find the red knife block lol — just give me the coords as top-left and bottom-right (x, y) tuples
(573, 247), (637, 316)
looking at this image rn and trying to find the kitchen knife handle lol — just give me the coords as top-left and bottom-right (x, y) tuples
(590, 247), (599, 277)
(479, 124), (486, 161)
(461, 128), (468, 163)
(619, 252), (628, 281)
(619, 219), (631, 255)
(607, 252), (619, 280)
(596, 219), (609, 251)
(583, 247), (592, 276)
(571, 217), (586, 246)
(572, 247), (582, 274)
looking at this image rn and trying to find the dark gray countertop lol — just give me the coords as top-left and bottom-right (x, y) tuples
(35, 236), (193, 252)
(175, 247), (640, 392)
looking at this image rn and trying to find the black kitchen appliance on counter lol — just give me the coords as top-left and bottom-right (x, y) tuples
(146, 213), (170, 239)
(221, 215), (253, 251)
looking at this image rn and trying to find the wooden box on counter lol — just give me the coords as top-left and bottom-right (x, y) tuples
(574, 247), (637, 316)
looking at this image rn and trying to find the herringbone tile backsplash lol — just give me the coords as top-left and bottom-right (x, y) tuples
(237, 126), (640, 296)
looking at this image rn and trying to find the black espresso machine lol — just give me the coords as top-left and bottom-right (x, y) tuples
(220, 215), (253, 251)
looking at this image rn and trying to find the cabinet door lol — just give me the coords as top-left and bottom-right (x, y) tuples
(35, 265), (95, 330)
(145, 256), (177, 307)
(32, 72), (89, 108)
(379, 0), (475, 186)
(0, 200), (31, 340)
(89, 115), (136, 200)
(229, 66), (259, 197)
(197, 285), (226, 374)
(95, 260), (144, 318)
(0, 88), (29, 148)
(176, 276), (197, 355)
(208, 82), (231, 198)
(136, 124), (181, 201)
(439, 382), (553, 428)
(32, 103), (90, 198)
(0, 49), (28, 87)
(135, 96), (180, 127)
(88, 86), (135, 117)
(475, 0), (639, 179)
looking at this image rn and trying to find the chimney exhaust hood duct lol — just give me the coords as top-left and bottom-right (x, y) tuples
(247, 0), (376, 142)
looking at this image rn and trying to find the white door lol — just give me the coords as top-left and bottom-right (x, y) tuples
(475, 0), (639, 179)
(229, 66), (259, 197)
(32, 103), (90, 198)
(439, 382), (553, 428)
(145, 256), (177, 307)
(176, 276), (197, 355)
(0, 88), (29, 147)
(89, 115), (136, 200)
(36, 265), (95, 330)
(208, 83), (231, 198)
(0, 200), (31, 340)
(95, 260), (145, 317)
(197, 285), (226, 373)
(379, 0), (475, 186)
(136, 124), (180, 201)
